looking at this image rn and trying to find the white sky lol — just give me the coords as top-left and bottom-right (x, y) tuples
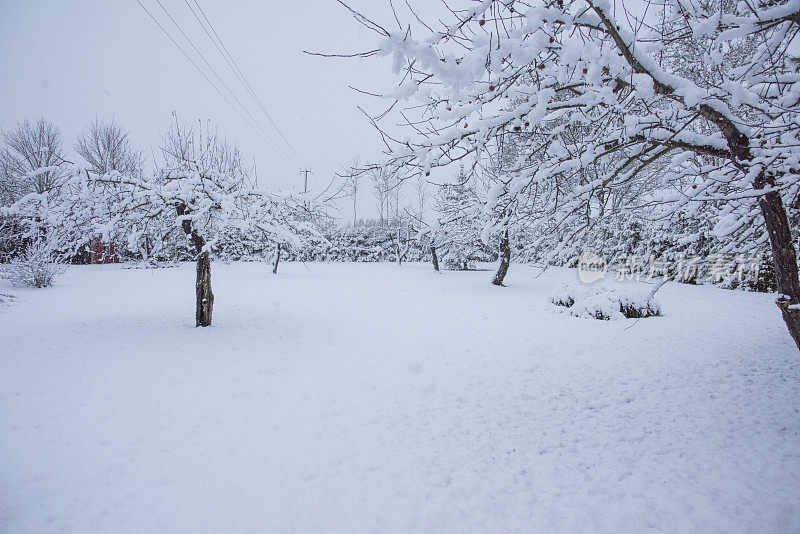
(0, 0), (426, 220)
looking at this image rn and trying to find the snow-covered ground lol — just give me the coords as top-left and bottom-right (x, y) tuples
(1, 262), (798, 533)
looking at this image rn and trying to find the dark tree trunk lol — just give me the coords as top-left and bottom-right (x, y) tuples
(758, 189), (800, 350)
(492, 229), (511, 286)
(273, 243), (281, 274)
(723, 137), (800, 349)
(740, 136), (800, 349)
(395, 229), (403, 265)
(195, 250), (213, 327)
(177, 204), (214, 327)
(431, 243), (440, 272)
(707, 115), (800, 350)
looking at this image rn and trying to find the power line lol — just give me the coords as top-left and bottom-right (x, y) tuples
(137, 0), (297, 170)
(134, 0), (299, 171)
(150, 0), (302, 169)
(185, 0), (308, 167)
(187, 0), (306, 165)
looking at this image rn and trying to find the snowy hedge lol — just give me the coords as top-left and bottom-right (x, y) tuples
(518, 212), (777, 293)
(210, 226), (497, 266)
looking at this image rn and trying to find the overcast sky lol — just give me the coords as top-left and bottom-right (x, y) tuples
(0, 0), (432, 220)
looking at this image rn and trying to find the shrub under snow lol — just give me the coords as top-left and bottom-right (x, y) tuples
(550, 281), (661, 321)
(0, 240), (66, 288)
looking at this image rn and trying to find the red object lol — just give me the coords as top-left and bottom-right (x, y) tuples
(91, 238), (120, 264)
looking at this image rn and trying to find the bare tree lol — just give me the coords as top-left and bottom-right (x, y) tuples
(413, 175), (427, 222)
(0, 147), (20, 206)
(370, 166), (391, 226)
(75, 117), (144, 177)
(1, 117), (66, 199)
(343, 157), (361, 226)
(389, 175), (401, 225)
(160, 117), (251, 186)
(369, 166), (404, 226)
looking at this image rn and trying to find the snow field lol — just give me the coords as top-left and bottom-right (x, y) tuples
(1, 262), (798, 533)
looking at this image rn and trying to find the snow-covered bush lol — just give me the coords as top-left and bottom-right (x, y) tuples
(441, 251), (476, 271)
(550, 282), (661, 321)
(0, 239), (65, 288)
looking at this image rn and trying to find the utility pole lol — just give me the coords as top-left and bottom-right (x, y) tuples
(301, 169), (311, 193)
(253, 158), (258, 188)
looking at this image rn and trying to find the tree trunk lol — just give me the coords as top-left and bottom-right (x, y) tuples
(492, 229), (510, 286)
(431, 243), (440, 272)
(273, 243), (281, 274)
(758, 189), (800, 350)
(710, 120), (800, 350)
(195, 250), (213, 327)
(177, 204), (213, 327)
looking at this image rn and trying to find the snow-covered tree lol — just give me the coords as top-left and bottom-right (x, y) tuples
(433, 167), (483, 270)
(345, 0), (800, 348)
(2, 120), (314, 326)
